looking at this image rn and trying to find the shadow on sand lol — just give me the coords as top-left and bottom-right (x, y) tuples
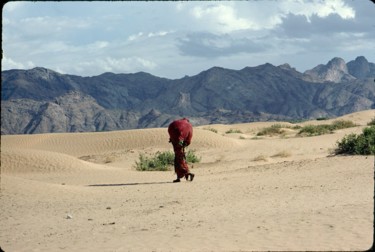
(87, 181), (174, 187)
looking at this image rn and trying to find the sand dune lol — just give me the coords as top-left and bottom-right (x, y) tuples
(1, 110), (374, 251)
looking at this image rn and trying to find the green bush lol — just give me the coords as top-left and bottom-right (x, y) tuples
(185, 149), (201, 163)
(335, 126), (375, 155)
(204, 127), (218, 133)
(331, 120), (357, 129)
(298, 124), (333, 136)
(356, 126), (375, 154)
(335, 133), (358, 154)
(135, 151), (174, 171)
(225, 129), (242, 134)
(257, 124), (285, 136)
(298, 120), (357, 137)
(292, 125), (302, 130)
(135, 150), (201, 171)
(368, 117), (375, 126)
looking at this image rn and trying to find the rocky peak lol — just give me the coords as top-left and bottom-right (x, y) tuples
(347, 56), (371, 79)
(354, 56), (368, 64)
(303, 57), (355, 83)
(326, 57), (348, 73)
(27, 67), (60, 81)
(278, 63), (304, 79)
(278, 63), (293, 70)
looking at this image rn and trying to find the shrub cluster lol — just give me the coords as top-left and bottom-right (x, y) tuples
(368, 117), (375, 126)
(225, 129), (242, 134)
(185, 150), (202, 163)
(298, 120), (357, 137)
(204, 127), (218, 133)
(135, 150), (201, 171)
(335, 126), (375, 155)
(135, 151), (174, 171)
(257, 124), (285, 136)
(298, 124), (333, 136)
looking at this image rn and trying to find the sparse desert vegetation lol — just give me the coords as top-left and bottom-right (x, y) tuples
(272, 150), (292, 158)
(257, 124), (286, 136)
(335, 126), (375, 155)
(253, 120), (358, 139)
(135, 150), (201, 171)
(225, 128), (243, 134)
(252, 154), (269, 162)
(368, 117), (375, 126)
(204, 127), (218, 133)
(297, 120), (357, 137)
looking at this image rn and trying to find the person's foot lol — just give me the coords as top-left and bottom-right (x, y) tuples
(173, 178), (181, 183)
(189, 173), (195, 181)
(185, 174), (189, 180)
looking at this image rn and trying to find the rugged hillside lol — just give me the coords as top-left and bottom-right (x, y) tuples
(303, 57), (355, 83)
(347, 56), (375, 79)
(2, 56), (374, 134)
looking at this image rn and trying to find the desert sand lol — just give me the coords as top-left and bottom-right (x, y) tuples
(1, 110), (374, 252)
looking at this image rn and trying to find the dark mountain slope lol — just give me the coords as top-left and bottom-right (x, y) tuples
(2, 56), (374, 134)
(347, 56), (375, 79)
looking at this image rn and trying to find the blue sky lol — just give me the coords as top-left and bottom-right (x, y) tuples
(2, 0), (375, 79)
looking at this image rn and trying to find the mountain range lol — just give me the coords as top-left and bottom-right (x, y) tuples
(1, 56), (374, 134)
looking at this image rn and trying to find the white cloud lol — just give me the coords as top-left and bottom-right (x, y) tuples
(2, 56), (35, 70)
(74, 57), (157, 76)
(128, 32), (144, 41)
(3, 2), (25, 12)
(19, 15), (90, 29)
(88, 41), (109, 50)
(148, 31), (171, 38)
(128, 31), (172, 41)
(279, 0), (355, 22)
(1, 0), (371, 79)
(191, 4), (255, 32)
(187, 0), (355, 33)
(3, 13), (97, 57)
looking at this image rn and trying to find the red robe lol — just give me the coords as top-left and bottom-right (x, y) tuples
(168, 118), (193, 179)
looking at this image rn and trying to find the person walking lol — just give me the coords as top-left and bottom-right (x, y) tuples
(168, 118), (195, 183)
